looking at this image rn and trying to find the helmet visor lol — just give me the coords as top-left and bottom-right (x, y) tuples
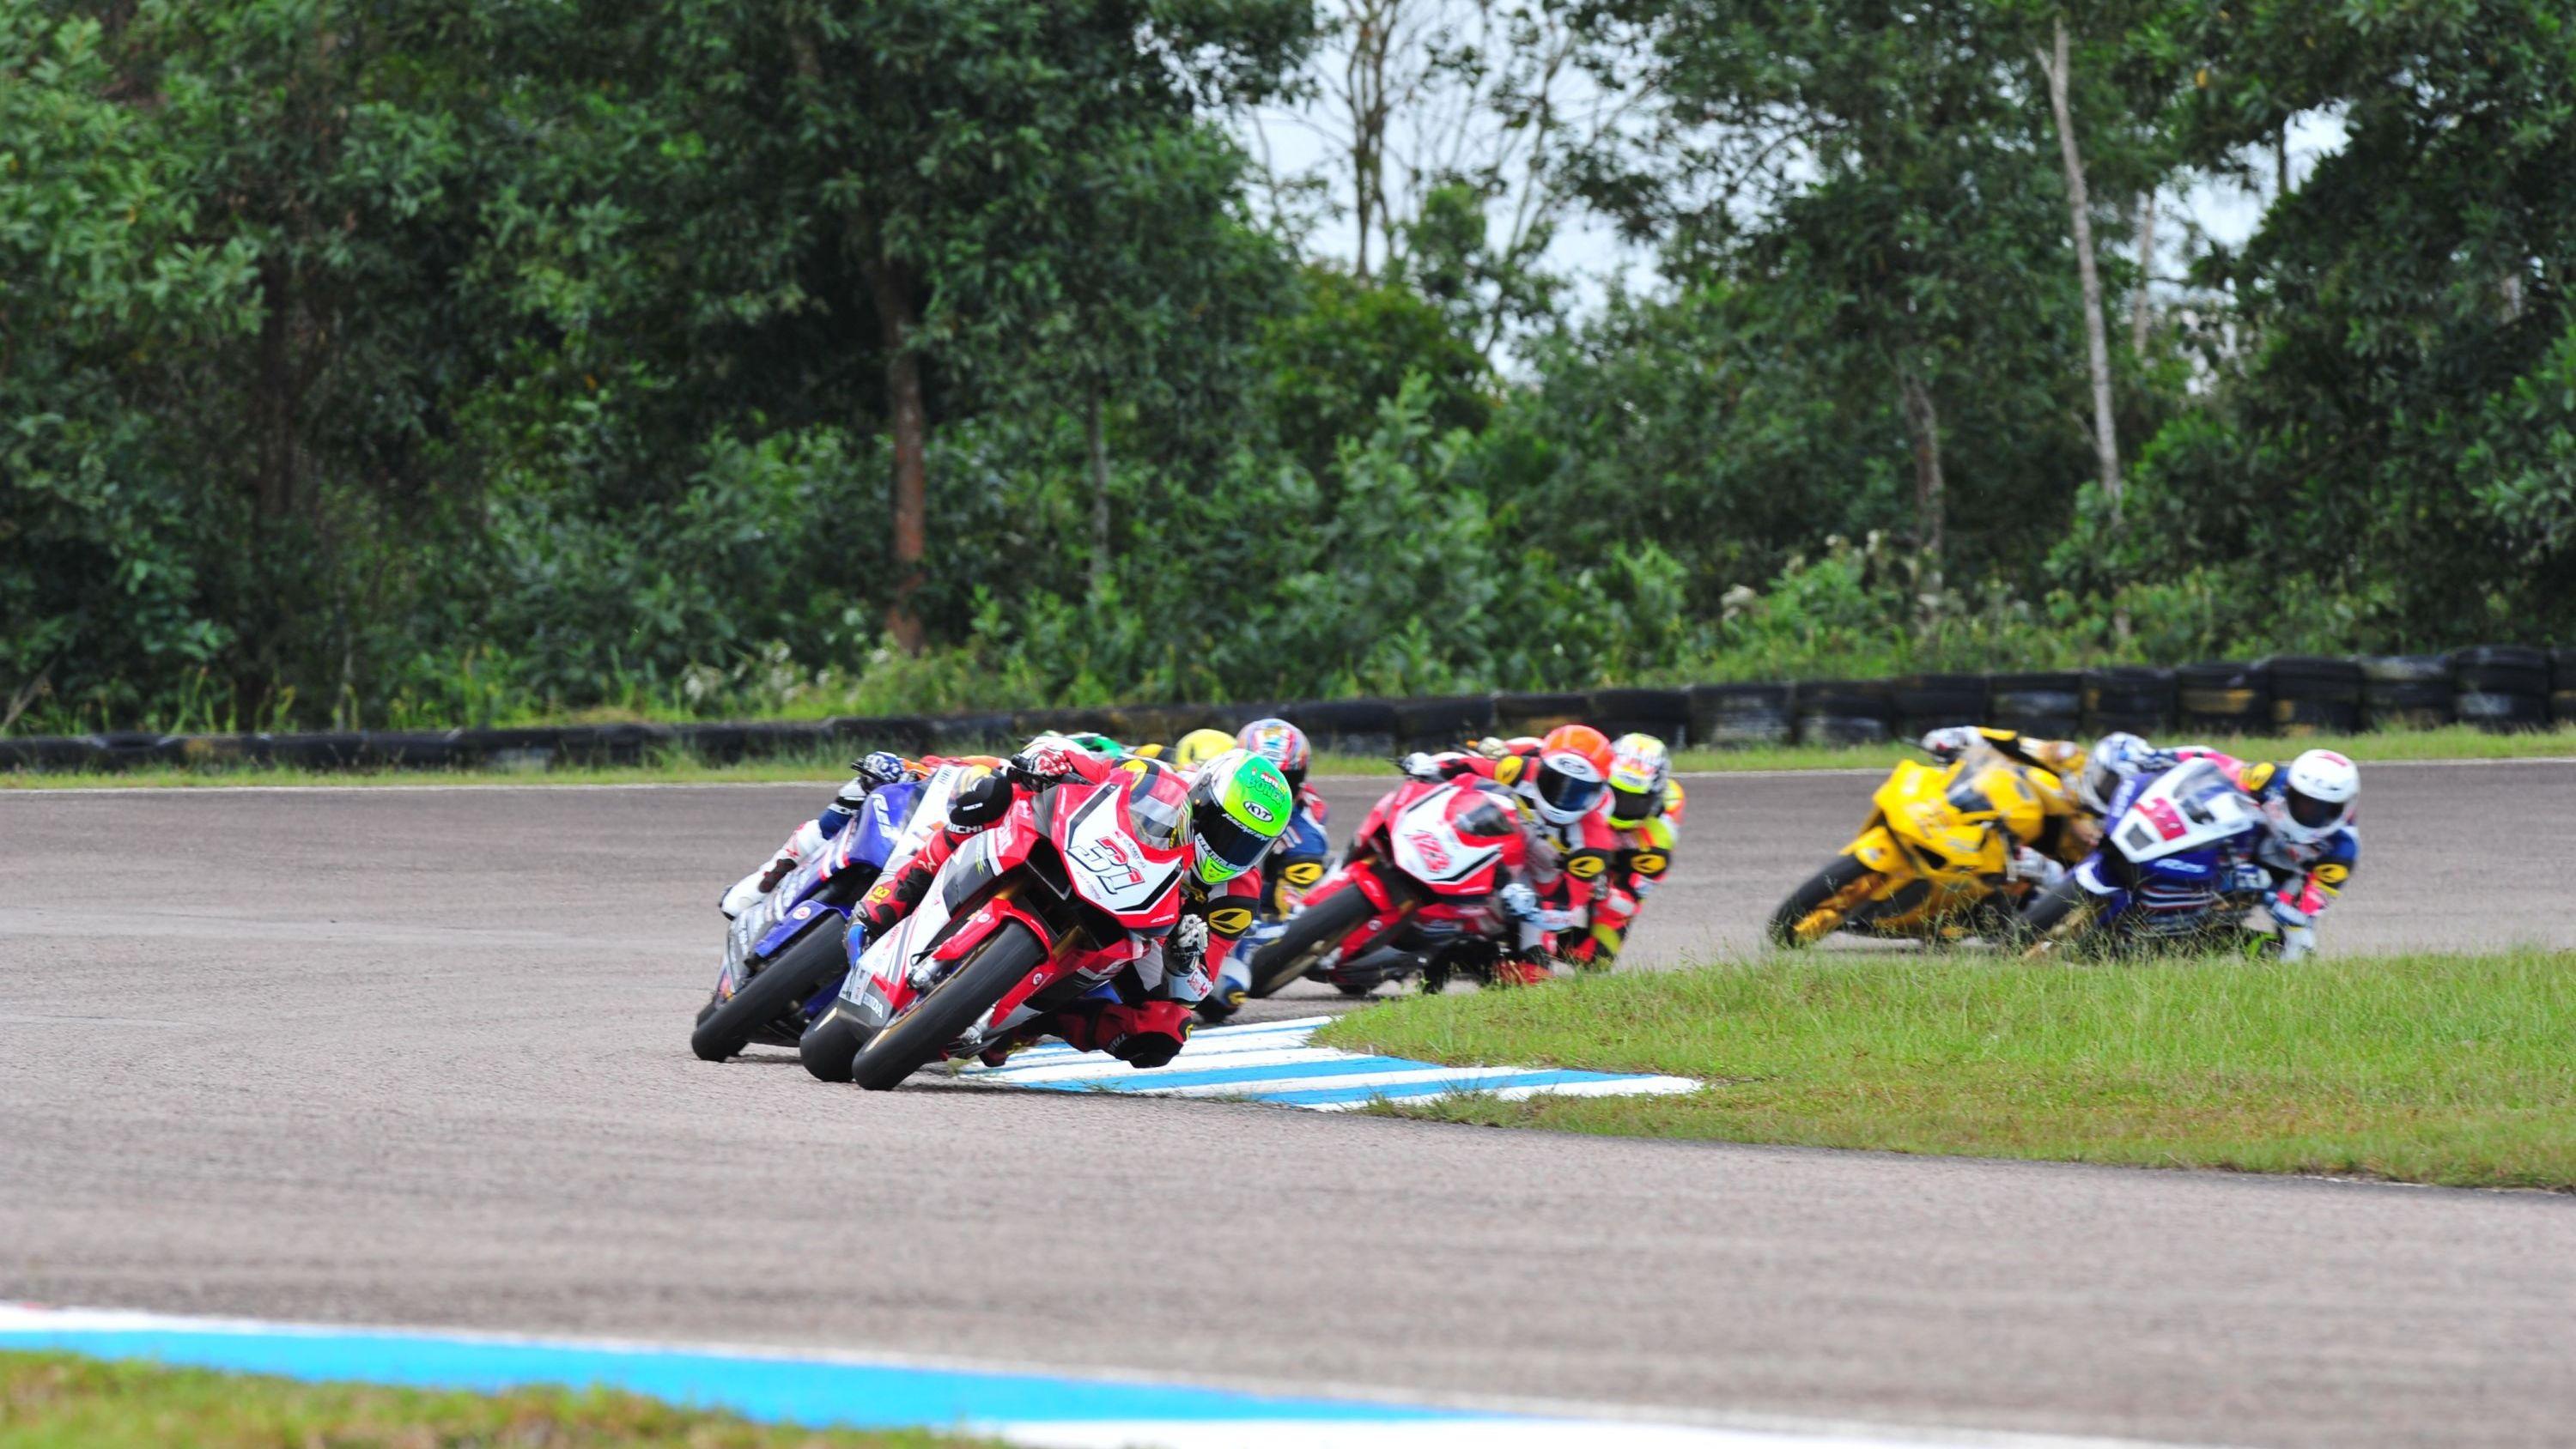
(1607, 782), (1663, 826)
(2287, 789), (2343, 830)
(1537, 763), (1607, 819)
(1192, 799), (1274, 879)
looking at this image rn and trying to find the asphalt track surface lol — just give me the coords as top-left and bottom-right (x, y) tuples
(5, 763), (2573, 1446)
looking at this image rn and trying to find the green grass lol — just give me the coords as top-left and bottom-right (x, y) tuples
(1315, 948), (2576, 1191)
(0, 1350), (985, 1448)
(5, 723), (2569, 789)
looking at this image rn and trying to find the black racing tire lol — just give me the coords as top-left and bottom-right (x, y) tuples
(2016, 874), (2094, 958)
(690, 918), (849, 1063)
(1247, 887), (1382, 999)
(1194, 984), (1247, 1024)
(851, 920), (1048, 1091)
(1766, 855), (1875, 948)
(799, 1000), (871, 1082)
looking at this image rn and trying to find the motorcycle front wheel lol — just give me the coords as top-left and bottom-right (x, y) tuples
(690, 917), (849, 1063)
(850, 920), (1048, 1091)
(2014, 875), (2096, 959)
(1766, 856), (1880, 948)
(1246, 887), (1381, 999)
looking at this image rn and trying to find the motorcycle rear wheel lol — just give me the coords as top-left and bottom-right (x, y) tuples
(850, 921), (1048, 1091)
(1247, 887), (1381, 999)
(690, 918), (848, 1063)
(1766, 856), (1880, 948)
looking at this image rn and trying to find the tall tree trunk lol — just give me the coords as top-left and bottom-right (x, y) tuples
(1898, 363), (1945, 589)
(2038, 15), (2121, 517)
(2130, 192), (2156, 357)
(252, 255), (298, 521)
(866, 257), (927, 653)
(1084, 392), (1113, 597)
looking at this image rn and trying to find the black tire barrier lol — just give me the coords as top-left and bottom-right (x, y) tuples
(1270, 697), (1400, 757)
(264, 731), (371, 768)
(1689, 683), (1794, 747)
(2450, 644), (2550, 697)
(1988, 671), (2082, 740)
(823, 714), (931, 759)
(2554, 649), (2576, 724)
(1586, 687), (1692, 748)
(2263, 655), (2363, 734)
(2449, 646), (2549, 733)
(170, 731), (264, 767)
(2081, 666), (2176, 738)
(92, 731), (186, 767)
(2359, 655), (2453, 729)
(1795, 679), (1893, 748)
(0, 735), (108, 771)
(1493, 691), (1590, 738)
(1391, 694), (1496, 752)
(1891, 674), (1990, 741)
(926, 711), (1020, 755)
(357, 730), (468, 768)
(2177, 660), (2272, 736)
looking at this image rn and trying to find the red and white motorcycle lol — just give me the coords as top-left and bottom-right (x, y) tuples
(799, 757), (1196, 1089)
(1246, 774), (1531, 998)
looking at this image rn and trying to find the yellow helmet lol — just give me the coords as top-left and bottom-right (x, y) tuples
(1170, 728), (1239, 771)
(1948, 762), (2046, 848)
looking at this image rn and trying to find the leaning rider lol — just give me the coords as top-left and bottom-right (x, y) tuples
(720, 732), (1123, 919)
(849, 740), (1291, 1066)
(2093, 743), (2362, 961)
(1558, 732), (1683, 972)
(1400, 724), (1620, 984)
(1917, 724), (2105, 887)
(1199, 717), (1335, 1017)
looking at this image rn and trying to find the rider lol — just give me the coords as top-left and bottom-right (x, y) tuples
(1917, 724), (2104, 885)
(720, 734), (1123, 919)
(1559, 732), (1682, 971)
(1399, 724), (1619, 983)
(1202, 717), (1335, 1017)
(2092, 743), (2361, 960)
(848, 739), (1291, 1066)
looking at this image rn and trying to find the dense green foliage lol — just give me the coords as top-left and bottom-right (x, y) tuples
(3, 0), (2573, 732)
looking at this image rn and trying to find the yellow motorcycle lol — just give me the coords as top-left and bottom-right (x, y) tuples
(1767, 754), (2061, 948)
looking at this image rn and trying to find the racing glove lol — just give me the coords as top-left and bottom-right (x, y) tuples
(1007, 746), (1074, 790)
(1498, 882), (1540, 920)
(1399, 751), (1443, 779)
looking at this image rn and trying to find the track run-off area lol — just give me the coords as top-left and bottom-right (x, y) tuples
(4, 761), (2574, 1446)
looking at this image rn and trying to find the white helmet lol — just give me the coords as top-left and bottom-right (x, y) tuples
(2075, 731), (2150, 815)
(2269, 749), (2359, 846)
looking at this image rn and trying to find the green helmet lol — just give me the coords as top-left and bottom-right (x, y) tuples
(1187, 749), (1291, 885)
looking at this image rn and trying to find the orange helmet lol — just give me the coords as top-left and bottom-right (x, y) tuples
(1540, 724), (1612, 773)
(1528, 724), (1613, 825)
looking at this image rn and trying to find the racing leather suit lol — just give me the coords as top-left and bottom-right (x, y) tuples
(2136, 747), (2360, 961)
(849, 749), (1234, 1066)
(1561, 798), (1678, 971)
(1400, 748), (1610, 980)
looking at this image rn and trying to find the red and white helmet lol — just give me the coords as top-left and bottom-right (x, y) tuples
(2269, 749), (2359, 846)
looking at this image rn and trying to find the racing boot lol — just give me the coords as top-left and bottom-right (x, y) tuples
(1052, 1001), (1193, 1069)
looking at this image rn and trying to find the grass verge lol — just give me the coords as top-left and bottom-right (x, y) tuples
(1314, 948), (2576, 1191)
(0, 1350), (984, 1447)
(6, 724), (2571, 789)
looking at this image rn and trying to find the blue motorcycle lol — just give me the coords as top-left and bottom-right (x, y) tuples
(689, 766), (957, 1061)
(2020, 756), (2273, 956)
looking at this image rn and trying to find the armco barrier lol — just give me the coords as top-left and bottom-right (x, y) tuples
(13, 645), (2576, 774)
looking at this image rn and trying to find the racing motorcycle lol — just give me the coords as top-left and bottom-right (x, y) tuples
(2019, 755), (2273, 957)
(1767, 753), (2060, 948)
(798, 756), (1194, 1090)
(689, 764), (962, 1062)
(1245, 774), (1527, 999)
